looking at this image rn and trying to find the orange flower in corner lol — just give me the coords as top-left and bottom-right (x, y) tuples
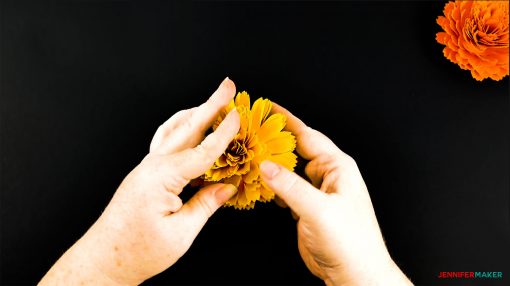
(202, 91), (297, 210)
(436, 1), (509, 81)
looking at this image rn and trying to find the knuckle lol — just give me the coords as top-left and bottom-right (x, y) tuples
(279, 171), (300, 194)
(169, 196), (183, 212)
(173, 109), (187, 119)
(195, 194), (214, 218)
(165, 109), (190, 130)
(150, 126), (166, 148)
(176, 108), (195, 119)
(182, 117), (194, 130)
(304, 126), (316, 137)
(194, 144), (214, 164)
(163, 173), (188, 192)
(154, 124), (164, 136)
(342, 153), (358, 168)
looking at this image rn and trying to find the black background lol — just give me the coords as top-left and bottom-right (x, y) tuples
(1, 1), (509, 285)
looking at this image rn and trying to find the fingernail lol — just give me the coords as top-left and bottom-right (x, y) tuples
(215, 184), (237, 202)
(224, 107), (239, 122)
(260, 160), (281, 179)
(227, 107), (238, 116)
(221, 77), (232, 88)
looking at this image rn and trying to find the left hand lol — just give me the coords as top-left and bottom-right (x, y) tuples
(39, 77), (240, 285)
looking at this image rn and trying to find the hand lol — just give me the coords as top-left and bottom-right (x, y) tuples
(260, 104), (413, 286)
(40, 78), (240, 286)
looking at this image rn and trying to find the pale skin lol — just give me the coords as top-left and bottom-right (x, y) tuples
(261, 104), (413, 286)
(39, 78), (413, 286)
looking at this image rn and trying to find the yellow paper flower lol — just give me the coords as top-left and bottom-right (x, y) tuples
(203, 91), (297, 210)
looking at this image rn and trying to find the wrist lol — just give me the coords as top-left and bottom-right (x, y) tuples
(368, 259), (413, 286)
(39, 229), (128, 286)
(75, 237), (129, 286)
(324, 255), (412, 286)
(77, 212), (148, 286)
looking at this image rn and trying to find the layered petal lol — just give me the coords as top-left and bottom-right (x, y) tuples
(436, 0), (509, 81)
(201, 91), (297, 210)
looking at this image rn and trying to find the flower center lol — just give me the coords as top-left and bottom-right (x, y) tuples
(225, 139), (253, 166)
(231, 140), (248, 156)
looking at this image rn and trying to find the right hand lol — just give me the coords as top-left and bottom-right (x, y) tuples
(260, 104), (413, 286)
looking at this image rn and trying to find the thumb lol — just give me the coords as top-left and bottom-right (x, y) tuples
(260, 160), (323, 218)
(172, 183), (237, 237)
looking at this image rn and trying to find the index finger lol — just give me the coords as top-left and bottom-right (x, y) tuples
(271, 102), (342, 160)
(190, 77), (236, 132)
(152, 77), (236, 154)
(169, 107), (240, 184)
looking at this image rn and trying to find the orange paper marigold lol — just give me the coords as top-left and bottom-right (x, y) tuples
(203, 91), (297, 210)
(436, 0), (509, 81)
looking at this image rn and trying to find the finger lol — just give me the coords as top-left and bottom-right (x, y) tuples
(271, 102), (343, 161)
(150, 107), (197, 153)
(304, 158), (326, 188)
(169, 183), (237, 240)
(161, 192), (183, 214)
(155, 77), (236, 154)
(189, 77), (236, 133)
(170, 108), (240, 183)
(274, 196), (288, 208)
(291, 209), (299, 220)
(260, 160), (324, 218)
